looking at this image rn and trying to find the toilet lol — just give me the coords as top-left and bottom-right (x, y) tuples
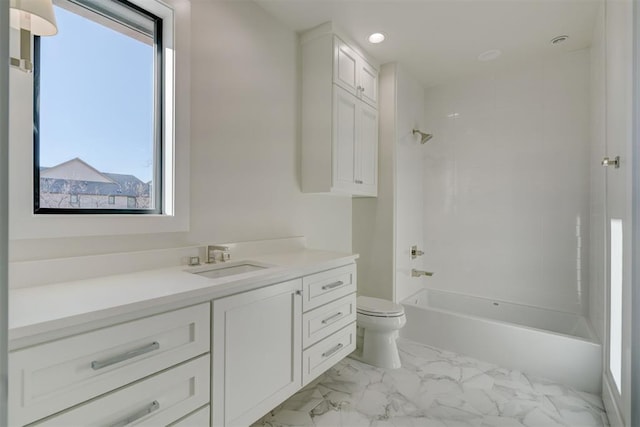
(356, 296), (407, 369)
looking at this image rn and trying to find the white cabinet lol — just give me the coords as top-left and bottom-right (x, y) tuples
(212, 279), (302, 427)
(332, 87), (379, 196)
(9, 303), (210, 426)
(301, 263), (357, 311)
(9, 260), (358, 427)
(212, 263), (357, 427)
(300, 264), (357, 387)
(302, 293), (356, 349)
(334, 38), (378, 107)
(302, 323), (355, 386)
(32, 355), (210, 427)
(301, 23), (379, 197)
(170, 406), (211, 426)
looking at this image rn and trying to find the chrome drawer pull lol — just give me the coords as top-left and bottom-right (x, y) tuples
(110, 400), (159, 427)
(321, 280), (344, 291)
(322, 343), (344, 358)
(321, 312), (343, 324)
(91, 341), (160, 370)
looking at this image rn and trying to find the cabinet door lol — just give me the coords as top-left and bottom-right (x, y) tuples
(356, 101), (378, 196)
(212, 280), (302, 427)
(332, 86), (358, 194)
(359, 59), (378, 107)
(333, 38), (358, 95)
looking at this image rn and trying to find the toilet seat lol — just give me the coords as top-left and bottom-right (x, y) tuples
(357, 296), (405, 317)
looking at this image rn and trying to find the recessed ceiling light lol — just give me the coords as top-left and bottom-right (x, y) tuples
(551, 35), (569, 45)
(368, 33), (385, 44)
(478, 49), (502, 62)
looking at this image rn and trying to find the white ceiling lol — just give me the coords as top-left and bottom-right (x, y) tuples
(254, 0), (600, 89)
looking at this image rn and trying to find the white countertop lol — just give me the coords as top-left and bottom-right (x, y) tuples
(9, 249), (357, 347)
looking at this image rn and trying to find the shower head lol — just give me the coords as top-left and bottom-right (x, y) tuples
(413, 129), (433, 144)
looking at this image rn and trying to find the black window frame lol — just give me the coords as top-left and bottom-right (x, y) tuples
(33, 0), (164, 215)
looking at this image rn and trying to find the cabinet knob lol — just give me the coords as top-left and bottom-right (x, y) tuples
(355, 179), (363, 184)
(295, 290), (303, 296)
(601, 156), (620, 168)
(410, 245), (424, 259)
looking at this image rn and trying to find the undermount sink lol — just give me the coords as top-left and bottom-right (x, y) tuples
(189, 261), (272, 280)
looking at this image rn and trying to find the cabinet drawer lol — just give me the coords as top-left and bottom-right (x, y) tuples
(33, 355), (210, 426)
(302, 323), (356, 386)
(168, 405), (210, 426)
(9, 303), (210, 426)
(303, 293), (356, 349)
(302, 264), (356, 311)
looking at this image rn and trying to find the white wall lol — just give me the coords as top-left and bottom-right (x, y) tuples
(422, 50), (591, 314)
(9, 0), (353, 263)
(601, 0), (634, 423)
(394, 66), (426, 303)
(1, 0), (9, 421)
(353, 63), (427, 302)
(188, 1), (351, 253)
(589, 2), (606, 345)
(352, 63), (395, 300)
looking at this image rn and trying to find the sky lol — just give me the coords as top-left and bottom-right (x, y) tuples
(39, 5), (155, 182)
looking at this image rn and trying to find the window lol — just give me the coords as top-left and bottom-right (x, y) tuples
(610, 218), (623, 392)
(34, 0), (163, 214)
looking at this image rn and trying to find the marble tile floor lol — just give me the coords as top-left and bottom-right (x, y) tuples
(253, 338), (608, 427)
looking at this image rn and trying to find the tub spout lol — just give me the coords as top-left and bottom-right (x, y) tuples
(411, 269), (434, 277)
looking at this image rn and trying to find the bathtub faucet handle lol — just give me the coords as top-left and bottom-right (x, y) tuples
(410, 245), (425, 259)
(411, 269), (434, 278)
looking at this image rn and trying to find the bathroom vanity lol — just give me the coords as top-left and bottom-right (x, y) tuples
(8, 247), (357, 426)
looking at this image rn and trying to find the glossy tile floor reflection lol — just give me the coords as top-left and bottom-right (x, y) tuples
(253, 339), (608, 427)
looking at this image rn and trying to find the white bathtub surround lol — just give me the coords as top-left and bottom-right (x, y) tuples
(423, 49), (591, 315)
(402, 289), (601, 394)
(253, 338), (608, 427)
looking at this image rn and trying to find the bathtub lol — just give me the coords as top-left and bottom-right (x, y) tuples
(401, 289), (602, 393)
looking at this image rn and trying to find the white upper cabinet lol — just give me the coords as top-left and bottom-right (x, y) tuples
(301, 23), (379, 197)
(334, 40), (359, 94)
(333, 38), (378, 107)
(358, 101), (379, 194)
(332, 86), (378, 196)
(333, 87), (358, 194)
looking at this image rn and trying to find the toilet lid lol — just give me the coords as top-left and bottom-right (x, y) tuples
(357, 296), (405, 316)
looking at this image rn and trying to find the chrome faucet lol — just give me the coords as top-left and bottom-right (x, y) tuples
(411, 269), (434, 277)
(205, 245), (231, 264)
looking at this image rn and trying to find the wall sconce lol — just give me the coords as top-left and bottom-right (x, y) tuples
(10, 0), (58, 72)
